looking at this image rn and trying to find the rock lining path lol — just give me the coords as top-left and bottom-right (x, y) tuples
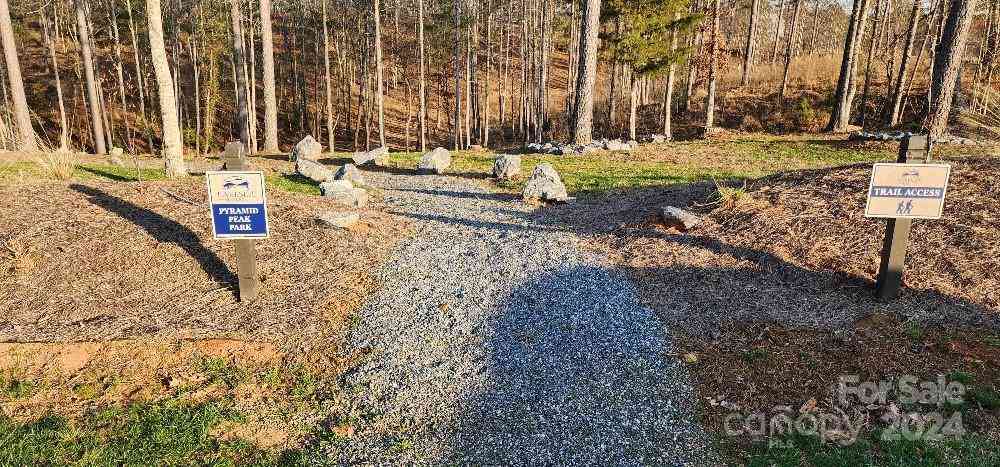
(323, 168), (716, 465)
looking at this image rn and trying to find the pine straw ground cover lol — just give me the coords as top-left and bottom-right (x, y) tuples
(540, 155), (1000, 464)
(0, 173), (408, 460)
(0, 178), (406, 345)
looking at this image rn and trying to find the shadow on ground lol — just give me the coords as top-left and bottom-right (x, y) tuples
(450, 265), (713, 464)
(70, 184), (236, 286)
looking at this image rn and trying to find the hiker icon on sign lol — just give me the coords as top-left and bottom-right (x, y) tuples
(896, 200), (913, 215)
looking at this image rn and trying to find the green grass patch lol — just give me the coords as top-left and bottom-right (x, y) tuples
(745, 432), (1000, 466)
(740, 348), (772, 363)
(0, 377), (35, 400)
(266, 173), (321, 195)
(969, 386), (1000, 410)
(387, 139), (897, 196)
(0, 398), (292, 466)
(76, 163), (166, 182)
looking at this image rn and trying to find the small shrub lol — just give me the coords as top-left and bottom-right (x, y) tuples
(792, 97), (817, 130)
(741, 348), (771, 363)
(903, 321), (924, 341)
(714, 180), (751, 210)
(36, 152), (75, 180)
(739, 114), (764, 133)
(970, 386), (1000, 410)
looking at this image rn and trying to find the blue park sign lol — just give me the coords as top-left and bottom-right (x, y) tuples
(205, 171), (270, 239)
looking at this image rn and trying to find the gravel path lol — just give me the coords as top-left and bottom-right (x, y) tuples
(323, 169), (716, 465)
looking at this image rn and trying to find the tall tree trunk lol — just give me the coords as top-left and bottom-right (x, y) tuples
(109, 0), (131, 150)
(42, 6), (69, 151)
(888, 0), (920, 126)
(125, 0), (152, 152)
(705, 0), (721, 131)
(230, 0), (250, 149)
(771, 0), (787, 63)
(826, 0), (870, 132)
(628, 72), (638, 140)
(260, 0), (279, 151)
(779, 0), (804, 98)
(664, 12), (679, 139)
(0, 0), (35, 151)
(741, 0), (760, 87)
(76, 0), (106, 154)
(927, 0), (980, 138)
(418, 0), (427, 151)
(572, 0), (601, 144)
(323, 0), (334, 151)
(453, 0), (462, 149)
(147, 0), (185, 175)
(373, 0), (387, 148)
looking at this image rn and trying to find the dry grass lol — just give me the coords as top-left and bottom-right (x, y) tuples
(34, 151), (75, 180)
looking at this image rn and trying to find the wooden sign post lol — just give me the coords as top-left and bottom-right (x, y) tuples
(868, 135), (950, 301)
(208, 142), (267, 301)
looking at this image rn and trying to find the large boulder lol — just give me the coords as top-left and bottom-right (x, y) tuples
(604, 139), (631, 152)
(291, 135), (322, 161)
(418, 147), (451, 174)
(661, 206), (701, 231)
(296, 158), (334, 183)
(109, 147), (126, 166)
(492, 154), (521, 181)
(353, 146), (389, 167)
(522, 163), (569, 203)
(320, 179), (369, 208)
(335, 163), (366, 186)
(316, 211), (360, 229)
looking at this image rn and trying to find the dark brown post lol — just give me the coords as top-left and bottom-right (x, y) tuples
(875, 135), (931, 301)
(222, 142), (259, 302)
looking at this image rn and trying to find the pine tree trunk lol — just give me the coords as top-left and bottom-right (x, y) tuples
(76, 0), (106, 154)
(826, 0), (870, 132)
(147, 0), (185, 175)
(418, 0), (427, 151)
(109, 1), (132, 150)
(927, 0), (980, 138)
(125, 0), (152, 152)
(453, 0), (462, 150)
(771, 0), (787, 63)
(373, 0), (387, 148)
(888, 0), (920, 126)
(260, 0), (279, 151)
(629, 74), (638, 140)
(705, 0), (721, 132)
(0, 0), (36, 151)
(42, 7), (69, 151)
(230, 0), (250, 149)
(741, 0), (760, 87)
(323, 0), (335, 151)
(664, 12), (679, 139)
(571, 0), (601, 144)
(780, 0), (804, 98)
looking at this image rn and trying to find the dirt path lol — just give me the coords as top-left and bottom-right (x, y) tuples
(318, 169), (716, 465)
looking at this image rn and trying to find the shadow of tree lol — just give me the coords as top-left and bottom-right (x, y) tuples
(451, 265), (714, 464)
(70, 184), (236, 287)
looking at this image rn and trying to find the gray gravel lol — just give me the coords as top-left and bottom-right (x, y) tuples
(321, 169), (717, 465)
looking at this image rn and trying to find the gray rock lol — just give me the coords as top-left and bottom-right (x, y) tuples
(317, 211), (360, 229)
(109, 147), (126, 166)
(661, 206), (701, 231)
(353, 146), (389, 167)
(320, 179), (369, 208)
(296, 158), (335, 183)
(492, 154), (521, 181)
(291, 135), (323, 161)
(650, 134), (667, 143)
(526, 142), (543, 153)
(335, 163), (366, 186)
(418, 147), (452, 174)
(522, 163), (569, 203)
(604, 139), (630, 152)
(627, 140), (639, 148)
